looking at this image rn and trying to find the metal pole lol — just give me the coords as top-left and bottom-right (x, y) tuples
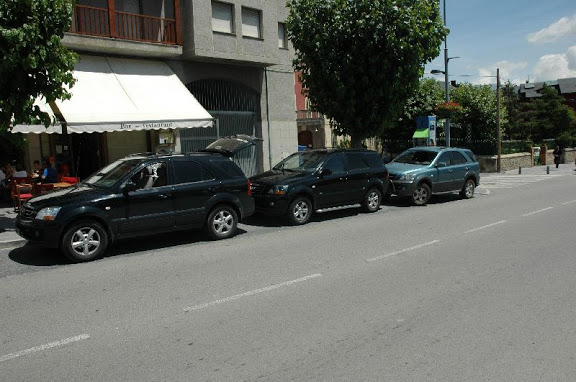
(496, 68), (501, 173)
(443, 0), (450, 147)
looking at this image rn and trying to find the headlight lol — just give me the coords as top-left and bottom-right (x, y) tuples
(35, 207), (62, 221)
(267, 185), (289, 195)
(399, 173), (416, 182)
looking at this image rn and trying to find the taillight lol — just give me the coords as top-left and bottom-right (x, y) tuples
(247, 180), (252, 196)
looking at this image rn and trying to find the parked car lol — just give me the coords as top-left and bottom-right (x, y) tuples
(15, 135), (259, 262)
(385, 146), (480, 206)
(249, 149), (389, 225)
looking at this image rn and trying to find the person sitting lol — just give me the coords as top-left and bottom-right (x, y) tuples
(41, 160), (58, 183)
(12, 164), (28, 178)
(32, 160), (42, 178)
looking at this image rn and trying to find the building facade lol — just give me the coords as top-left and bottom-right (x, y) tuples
(15, 0), (297, 178)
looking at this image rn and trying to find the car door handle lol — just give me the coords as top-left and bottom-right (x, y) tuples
(158, 194), (170, 199)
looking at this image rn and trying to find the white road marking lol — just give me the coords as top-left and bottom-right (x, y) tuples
(561, 200), (576, 205)
(184, 274), (323, 312)
(366, 240), (440, 262)
(522, 207), (553, 217)
(465, 220), (507, 233)
(0, 334), (90, 363)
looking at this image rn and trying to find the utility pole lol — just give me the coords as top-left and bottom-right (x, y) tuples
(443, 0), (450, 147)
(497, 68), (501, 173)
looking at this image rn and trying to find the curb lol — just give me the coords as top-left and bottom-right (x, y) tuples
(0, 238), (27, 250)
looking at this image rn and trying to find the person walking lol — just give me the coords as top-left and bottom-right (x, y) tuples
(553, 145), (562, 169)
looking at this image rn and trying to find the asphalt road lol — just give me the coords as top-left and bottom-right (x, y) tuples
(1, 173), (576, 381)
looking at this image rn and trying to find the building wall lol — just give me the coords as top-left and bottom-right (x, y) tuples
(106, 131), (148, 162)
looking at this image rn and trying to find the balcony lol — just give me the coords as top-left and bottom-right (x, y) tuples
(297, 110), (324, 121)
(69, 4), (180, 45)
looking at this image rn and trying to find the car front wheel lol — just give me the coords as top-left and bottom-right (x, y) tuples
(411, 183), (431, 206)
(206, 205), (238, 240)
(287, 197), (312, 225)
(61, 220), (108, 262)
(460, 178), (475, 199)
(362, 187), (381, 212)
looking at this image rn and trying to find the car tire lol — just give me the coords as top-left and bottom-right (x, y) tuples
(61, 220), (108, 263)
(362, 187), (382, 212)
(206, 205), (238, 240)
(287, 197), (312, 225)
(460, 178), (475, 199)
(411, 183), (431, 206)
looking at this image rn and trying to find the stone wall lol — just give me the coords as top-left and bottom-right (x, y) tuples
(478, 147), (575, 173)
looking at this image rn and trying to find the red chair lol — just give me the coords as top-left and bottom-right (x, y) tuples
(60, 176), (80, 184)
(11, 178), (33, 210)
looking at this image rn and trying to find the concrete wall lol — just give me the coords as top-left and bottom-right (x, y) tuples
(478, 147), (576, 172)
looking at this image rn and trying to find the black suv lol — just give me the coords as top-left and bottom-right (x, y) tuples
(15, 136), (258, 262)
(249, 149), (388, 225)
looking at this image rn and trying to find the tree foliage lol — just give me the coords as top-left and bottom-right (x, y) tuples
(515, 86), (576, 145)
(287, 0), (447, 147)
(0, 0), (77, 131)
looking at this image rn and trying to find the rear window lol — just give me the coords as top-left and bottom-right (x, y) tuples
(345, 153), (370, 171)
(463, 150), (478, 162)
(363, 152), (386, 169)
(173, 160), (215, 184)
(210, 159), (245, 178)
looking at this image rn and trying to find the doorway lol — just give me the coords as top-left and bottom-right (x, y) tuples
(70, 133), (104, 179)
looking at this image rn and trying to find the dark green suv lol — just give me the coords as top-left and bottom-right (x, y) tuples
(249, 149), (389, 225)
(386, 147), (480, 206)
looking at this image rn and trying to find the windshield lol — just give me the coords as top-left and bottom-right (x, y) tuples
(84, 158), (143, 188)
(392, 149), (438, 165)
(273, 151), (327, 173)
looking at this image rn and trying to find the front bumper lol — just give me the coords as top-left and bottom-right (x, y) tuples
(15, 216), (62, 248)
(390, 181), (417, 197)
(252, 195), (291, 216)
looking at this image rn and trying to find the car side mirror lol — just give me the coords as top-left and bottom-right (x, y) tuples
(319, 168), (332, 177)
(122, 181), (137, 194)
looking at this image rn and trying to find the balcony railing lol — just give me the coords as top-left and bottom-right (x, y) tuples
(297, 110), (324, 120)
(70, 5), (179, 45)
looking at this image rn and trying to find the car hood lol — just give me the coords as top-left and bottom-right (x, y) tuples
(26, 184), (109, 209)
(250, 170), (312, 185)
(385, 162), (430, 175)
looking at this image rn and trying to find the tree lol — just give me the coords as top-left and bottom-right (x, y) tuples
(516, 86), (576, 145)
(287, 0), (447, 148)
(449, 83), (508, 153)
(0, 0), (77, 131)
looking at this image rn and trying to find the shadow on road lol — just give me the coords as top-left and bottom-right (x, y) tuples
(7, 228), (249, 266)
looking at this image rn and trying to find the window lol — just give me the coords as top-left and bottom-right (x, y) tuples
(436, 152), (451, 167)
(132, 162), (168, 190)
(173, 161), (214, 184)
(242, 7), (261, 38)
(345, 153), (370, 171)
(450, 151), (468, 165)
(322, 153), (345, 174)
(278, 22), (287, 48)
(212, 1), (234, 34)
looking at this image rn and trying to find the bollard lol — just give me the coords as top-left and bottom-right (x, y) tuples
(519, 166), (522, 174)
(547, 165), (550, 174)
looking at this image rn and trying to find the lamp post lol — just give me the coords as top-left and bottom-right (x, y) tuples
(496, 68), (501, 173)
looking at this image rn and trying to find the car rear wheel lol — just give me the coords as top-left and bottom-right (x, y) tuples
(411, 183), (431, 206)
(61, 220), (108, 263)
(206, 205), (238, 240)
(287, 197), (312, 225)
(362, 187), (381, 212)
(460, 178), (475, 199)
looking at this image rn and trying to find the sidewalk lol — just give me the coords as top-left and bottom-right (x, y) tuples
(491, 162), (576, 176)
(0, 201), (26, 250)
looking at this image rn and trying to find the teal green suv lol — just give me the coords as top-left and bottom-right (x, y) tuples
(385, 147), (480, 206)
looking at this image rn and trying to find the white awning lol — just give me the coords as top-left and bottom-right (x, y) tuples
(11, 98), (62, 134)
(54, 55), (213, 133)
